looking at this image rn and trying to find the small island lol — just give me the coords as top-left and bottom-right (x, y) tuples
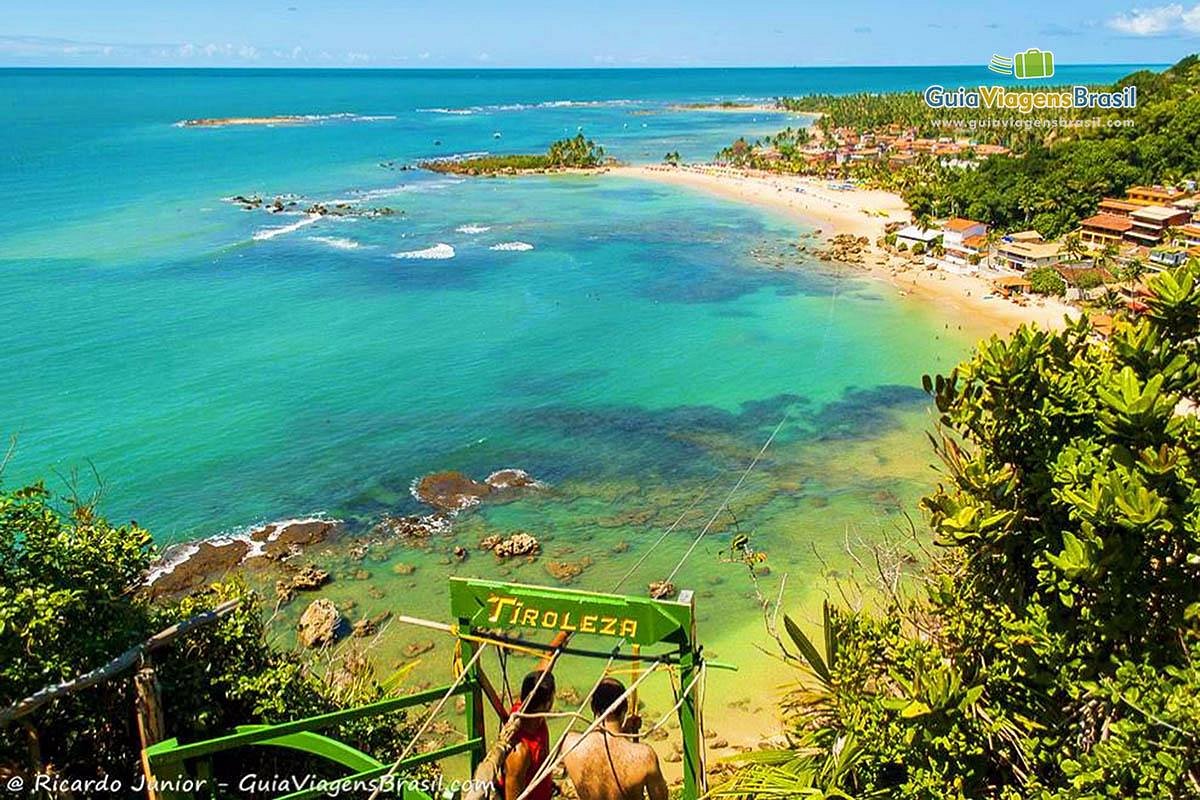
(421, 133), (610, 175)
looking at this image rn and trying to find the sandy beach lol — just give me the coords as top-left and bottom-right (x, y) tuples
(612, 164), (1079, 334)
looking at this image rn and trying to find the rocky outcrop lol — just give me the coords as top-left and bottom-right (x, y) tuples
(480, 532), (541, 559)
(814, 233), (871, 265)
(413, 471), (493, 511)
(412, 468), (543, 512)
(275, 564), (331, 603)
(298, 599), (346, 648)
(485, 469), (540, 490)
(374, 513), (451, 541)
(648, 581), (677, 600)
(546, 557), (593, 584)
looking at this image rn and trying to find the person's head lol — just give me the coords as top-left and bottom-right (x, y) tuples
(520, 670), (556, 713)
(590, 677), (628, 722)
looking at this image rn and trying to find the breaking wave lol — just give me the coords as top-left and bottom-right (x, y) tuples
(307, 236), (362, 250)
(392, 243), (456, 260)
(252, 213), (321, 241)
(489, 241), (534, 251)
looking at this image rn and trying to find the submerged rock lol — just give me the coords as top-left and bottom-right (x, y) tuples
(413, 471), (493, 511)
(374, 513), (451, 541)
(481, 532), (541, 559)
(298, 599), (346, 648)
(485, 468), (540, 490)
(545, 557), (592, 584)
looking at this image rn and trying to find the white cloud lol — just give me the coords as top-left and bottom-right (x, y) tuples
(1107, 3), (1200, 35)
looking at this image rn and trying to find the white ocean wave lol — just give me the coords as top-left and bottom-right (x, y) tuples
(252, 213), (321, 241)
(392, 243), (456, 260)
(307, 235), (362, 250)
(456, 224), (492, 234)
(145, 515), (336, 585)
(417, 99), (641, 115)
(489, 241), (534, 251)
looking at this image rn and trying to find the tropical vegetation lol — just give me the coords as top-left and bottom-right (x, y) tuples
(423, 133), (607, 175)
(722, 55), (1200, 239)
(716, 260), (1200, 798)
(0, 481), (415, 789)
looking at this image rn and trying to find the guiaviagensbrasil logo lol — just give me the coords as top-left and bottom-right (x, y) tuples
(923, 48), (1136, 112)
(989, 48), (1055, 80)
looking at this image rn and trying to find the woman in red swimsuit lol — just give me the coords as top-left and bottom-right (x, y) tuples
(499, 670), (557, 800)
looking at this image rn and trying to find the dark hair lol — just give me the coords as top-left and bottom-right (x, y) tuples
(590, 677), (628, 720)
(520, 670), (556, 711)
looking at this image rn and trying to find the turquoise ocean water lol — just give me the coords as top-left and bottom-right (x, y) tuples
(0, 65), (1155, 730)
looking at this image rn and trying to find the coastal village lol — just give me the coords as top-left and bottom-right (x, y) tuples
(691, 113), (1200, 335)
(885, 180), (1200, 334)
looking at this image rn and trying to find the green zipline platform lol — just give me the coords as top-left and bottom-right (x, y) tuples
(144, 577), (710, 800)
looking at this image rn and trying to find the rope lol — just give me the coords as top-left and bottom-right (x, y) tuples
(664, 412), (790, 584)
(365, 642), (489, 800)
(612, 472), (722, 592)
(514, 658), (663, 800)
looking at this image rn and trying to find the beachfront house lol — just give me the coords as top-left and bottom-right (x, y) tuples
(1078, 213), (1133, 249)
(940, 217), (988, 266)
(994, 231), (1063, 272)
(894, 224), (941, 253)
(1126, 206), (1192, 247)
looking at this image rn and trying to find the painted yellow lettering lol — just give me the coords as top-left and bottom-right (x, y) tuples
(521, 608), (539, 626)
(600, 617), (618, 636)
(580, 615), (598, 634)
(619, 619), (638, 639)
(487, 595), (518, 624)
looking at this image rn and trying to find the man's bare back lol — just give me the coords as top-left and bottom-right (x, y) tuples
(562, 730), (668, 800)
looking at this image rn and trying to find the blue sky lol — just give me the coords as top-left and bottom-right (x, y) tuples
(2, 1), (1199, 67)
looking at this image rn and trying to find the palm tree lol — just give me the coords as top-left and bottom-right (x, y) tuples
(1120, 256), (1147, 294)
(1094, 242), (1119, 276)
(1063, 233), (1087, 263)
(984, 227), (1003, 272)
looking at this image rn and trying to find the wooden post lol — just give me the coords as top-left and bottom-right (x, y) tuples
(135, 664), (167, 800)
(628, 644), (642, 742)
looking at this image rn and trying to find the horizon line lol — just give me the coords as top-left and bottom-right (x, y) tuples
(0, 61), (1170, 71)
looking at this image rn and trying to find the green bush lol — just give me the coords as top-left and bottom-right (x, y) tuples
(0, 483), (414, 787)
(1028, 265), (1067, 296)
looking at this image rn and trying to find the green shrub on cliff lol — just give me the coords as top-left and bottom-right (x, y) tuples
(0, 483), (413, 787)
(717, 260), (1200, 798)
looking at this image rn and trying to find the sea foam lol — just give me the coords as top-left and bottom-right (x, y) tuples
(456, 224), (492, 234)
(307, 236), (362, 250)
(489, 241), (534, 251)
(392, 243), (456, 260)
(252, 213), (321, 241)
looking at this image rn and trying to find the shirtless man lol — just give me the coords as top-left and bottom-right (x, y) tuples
(562, 678), (669, 800)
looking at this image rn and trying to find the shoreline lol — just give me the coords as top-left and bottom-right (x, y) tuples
(611, 164), (1079, 334)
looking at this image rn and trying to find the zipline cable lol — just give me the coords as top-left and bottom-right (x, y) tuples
(365, 642), (490, 800)
(663, 412), (790, 584)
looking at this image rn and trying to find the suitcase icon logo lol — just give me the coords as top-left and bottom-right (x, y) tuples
(988, 49), (1055, 79)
